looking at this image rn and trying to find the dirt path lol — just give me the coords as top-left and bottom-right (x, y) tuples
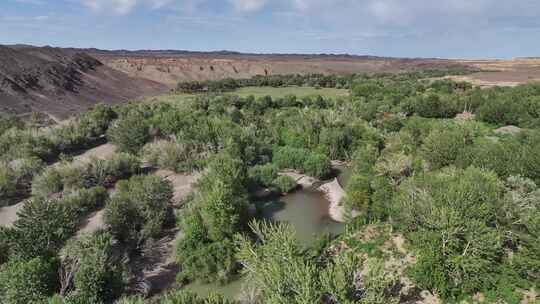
(73, 143), (116, 163)
(126, 169), (201, 296)
(154, 169), (202, 204)
(76, 209), (106, 237)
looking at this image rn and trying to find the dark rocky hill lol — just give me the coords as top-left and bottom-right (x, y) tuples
(0, 45), (168, 120)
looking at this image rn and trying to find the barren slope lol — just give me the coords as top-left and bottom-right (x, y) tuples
(0, 45), (168, 120)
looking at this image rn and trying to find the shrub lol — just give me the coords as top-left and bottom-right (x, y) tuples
(273, 146), (332, 178)
(61, 232), (124, 303)
(2, 157), (44, 184)
(273, 175), (297, 193)
(176, 153), (249, 284)
(273, 146), (308, 170)
(0, 114), (23, 136)
(0, 229), (9, 265)
(31, 166), (64, 197)
(142, 140), (197, 172)
(107, 112), (150, 154)
(356, 258), (399, 304)
(394, 167), (504, 299)
(421, 124), (474, 169)
(48, 123), (90, 153)
(82, 153), (140, 188)
(32, 153), (139, 198)
(457, 137), (523, 179)
(0, 128), (56, 162)
(105, 175), (173, 244)
(199, 180), (248, 241)
(248, 163), (279, 187)
(160, 290), (234, 304)
(0, 165), (17, 204)
(343, 174), (372, 213)
(237, 221), (365, 304)
(303, 153), (332, 178)
(406, 93), (460, 118)
(5, 187), (108, 259)
(0, 256), (59, 304)
(500, 176), (540, 288)
(476, 97), (525, 126)
(77, 104), (117, 138)
(176, 238), (237, 284)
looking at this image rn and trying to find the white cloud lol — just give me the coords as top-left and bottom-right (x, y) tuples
(229, 0), (268, 12)
(148, 0), (175, 9)
(82, 0), (137, 15)
(81, 0), (180, 15)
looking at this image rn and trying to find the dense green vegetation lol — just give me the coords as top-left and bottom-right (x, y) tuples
(1, 70), (540, 303)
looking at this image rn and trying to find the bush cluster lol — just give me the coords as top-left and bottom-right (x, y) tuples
(104, 175), (173, 244)
(273, 146), (332, 179)
(142, 140), (200, 172)
(0, 157), (44, 206)
(176, 153), (249, 284)
(3, 187), (108, 260)
(32, 153), (140, 197)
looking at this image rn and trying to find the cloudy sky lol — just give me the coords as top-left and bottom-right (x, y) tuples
(1, 0), (539, 58)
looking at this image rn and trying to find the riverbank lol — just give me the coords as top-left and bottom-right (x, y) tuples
(319, 178), (347, 222)
(278, 166), (354, 223)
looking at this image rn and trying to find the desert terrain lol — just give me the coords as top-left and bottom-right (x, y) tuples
(2, 45), (540, 120)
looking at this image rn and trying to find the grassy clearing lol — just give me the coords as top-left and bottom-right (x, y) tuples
(230, 86), (349, 98)
(143, 86), (349, 105)
(142, 92), (197, 104)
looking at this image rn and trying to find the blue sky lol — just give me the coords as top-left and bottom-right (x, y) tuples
(1, 0), (539, 58)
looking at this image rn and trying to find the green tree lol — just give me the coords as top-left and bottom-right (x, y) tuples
(105, 175), (173, 244)
(61, 232), (124, 303)
(0, 257), (59, 304)
(272, 175), (297, 193)
(303, 153), (332, 178)
(421, 124), (474, 169)
(107, 112), (149, 154)
(394, 167), (504, 299)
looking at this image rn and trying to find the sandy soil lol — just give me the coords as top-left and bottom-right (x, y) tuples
(494, 125), (522, 135)
(319, 178), (347, 222)
(449, 58), (540, 87)
(136, 229), (182, 296)
(278, 170), (319, 188)
(74, 143), (117, 163)
(76, 209), (106, 237)
(154, 169), (201, 204)
(0, 202), (25, 227)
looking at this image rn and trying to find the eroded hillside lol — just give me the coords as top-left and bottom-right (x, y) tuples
(90, 50), (464, 88)
(0, 46), (168, 120)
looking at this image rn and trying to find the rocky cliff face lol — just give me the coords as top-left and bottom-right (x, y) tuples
(90, 50), (461, 88)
